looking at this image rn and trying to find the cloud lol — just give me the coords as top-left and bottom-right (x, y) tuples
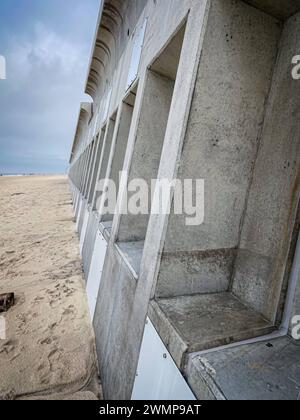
(9, 22), (85, 84)
(8, 21), (87, 91)
(0, 1), (98, 174)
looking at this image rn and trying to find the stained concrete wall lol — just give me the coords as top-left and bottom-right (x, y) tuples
(84, 140), (96, 198)
(156, 0), (282, 298)
(292, 272), (300, 321)
(290, 227), (300, 328)
(118, 71), (175, 242)
(243, 0), (300, 20)
(93, 0), (210, 399)
(87, 0), (148, 105)
(70, 0), (300, 401)
(101, 101), (135, 222)
(93, 118), (116, 212)
(87, 130), (105, 204)
(232, 12), (300, 323)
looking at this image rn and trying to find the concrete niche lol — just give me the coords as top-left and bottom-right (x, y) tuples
(116, 23), (187, 275)
(150, 0), (300, 370)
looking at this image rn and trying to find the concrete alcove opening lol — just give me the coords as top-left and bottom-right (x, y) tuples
(116, 23), (187, 277)
(84, 138), (96, 200)
(102, 83), (139, 224)
(150, 0), (300, 369)
(88, 127), (106, 205)
(94, 113), (117, 213)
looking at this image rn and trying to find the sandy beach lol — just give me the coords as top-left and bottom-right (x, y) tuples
(0, 175), (101, 400)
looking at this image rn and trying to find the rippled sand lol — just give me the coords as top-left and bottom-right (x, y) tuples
(0, 175), (101, 400)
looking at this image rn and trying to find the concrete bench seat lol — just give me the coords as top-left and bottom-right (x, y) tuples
(149, 292), (275, 369)
(186, 336), (300, 400)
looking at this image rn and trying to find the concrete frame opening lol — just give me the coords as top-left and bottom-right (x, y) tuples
(102, 83), (139, 224)
(116, 23), (187, 277)
(88, 127), (106, 205)
(93, 113), (117, 213)
(84, 138), (96, 200)
(150, 1), (300, 367)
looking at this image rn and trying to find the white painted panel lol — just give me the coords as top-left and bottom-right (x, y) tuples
(132, 318), (196, 401)
(80, 208), (90, 254)
(86, 230), (107, 320)
(126, 19), (147, 90)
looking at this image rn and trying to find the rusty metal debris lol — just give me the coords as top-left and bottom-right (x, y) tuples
(0, 293), (15, 313)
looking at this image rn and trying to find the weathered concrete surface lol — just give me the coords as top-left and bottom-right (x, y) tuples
(233, 12), (300, 323)
(156, 249), (237, 298)
(118, 71), (175, 242)
(94, 243), (138, 400)
(116, 241), (144, 278)
(243, 0), (300, 20)
(82, 210), (99, 277)
(187, 336), (300, 400)
(0, 176), (101, 400)
(149, 293), (274, 369)
(72, 0), (300, 401)
(158, 0), (281, 297)
(293, 268), (300, 321)
(93, 0), (211, 399)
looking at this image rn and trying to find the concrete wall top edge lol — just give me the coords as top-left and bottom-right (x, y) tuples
(70, 103), (93, 164)
(85, 0), (147, 100)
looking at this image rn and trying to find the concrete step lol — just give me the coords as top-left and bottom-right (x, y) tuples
(149, 292), (275, 369)
(186, 336), (300, 400)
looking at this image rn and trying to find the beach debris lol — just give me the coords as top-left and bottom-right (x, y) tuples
(11, 193), (25, 197)
(0, 293), (15, 312)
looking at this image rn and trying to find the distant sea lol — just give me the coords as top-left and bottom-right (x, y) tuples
(0, 173), (28, 177)
(0, 173), (65, 177)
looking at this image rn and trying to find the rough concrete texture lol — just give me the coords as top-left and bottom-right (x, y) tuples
(156, 249), (237, 298)
(233, 12), (300, 323)
(88, 130), (104, 205)
(118, 71), (175, 242)
(86, 0), (148, 101)
(81, 210), (99, 277)
(70, 0), (300, 401)
(93, 0), (211, 399)
(0, 176), (101, 400)
(243, 0), (300, 20)
(293, 268), (300, 321)
(158, 0), (282, 297)
(93, 244), (138, 400)
(116, 241), (145, 278)
(94, 118), (116, 212)
(108, 102), (133, 202)
(187, 336), (300, 400)
(149, 293), (274, 369)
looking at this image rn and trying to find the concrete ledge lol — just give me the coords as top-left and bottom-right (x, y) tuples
(99, 220), (113, 243)
(149, 292), (275, 369)
(115, 241), (144, 280)
(186, 336), (300, 400)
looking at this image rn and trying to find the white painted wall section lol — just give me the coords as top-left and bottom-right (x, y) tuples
(132, 318), (196, 401)
(86, 230), (108, 320)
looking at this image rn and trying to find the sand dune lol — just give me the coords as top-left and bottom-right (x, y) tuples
(0, 175), (101, 400)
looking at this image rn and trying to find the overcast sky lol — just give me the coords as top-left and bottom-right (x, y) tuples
(0, 0), (99, 174)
